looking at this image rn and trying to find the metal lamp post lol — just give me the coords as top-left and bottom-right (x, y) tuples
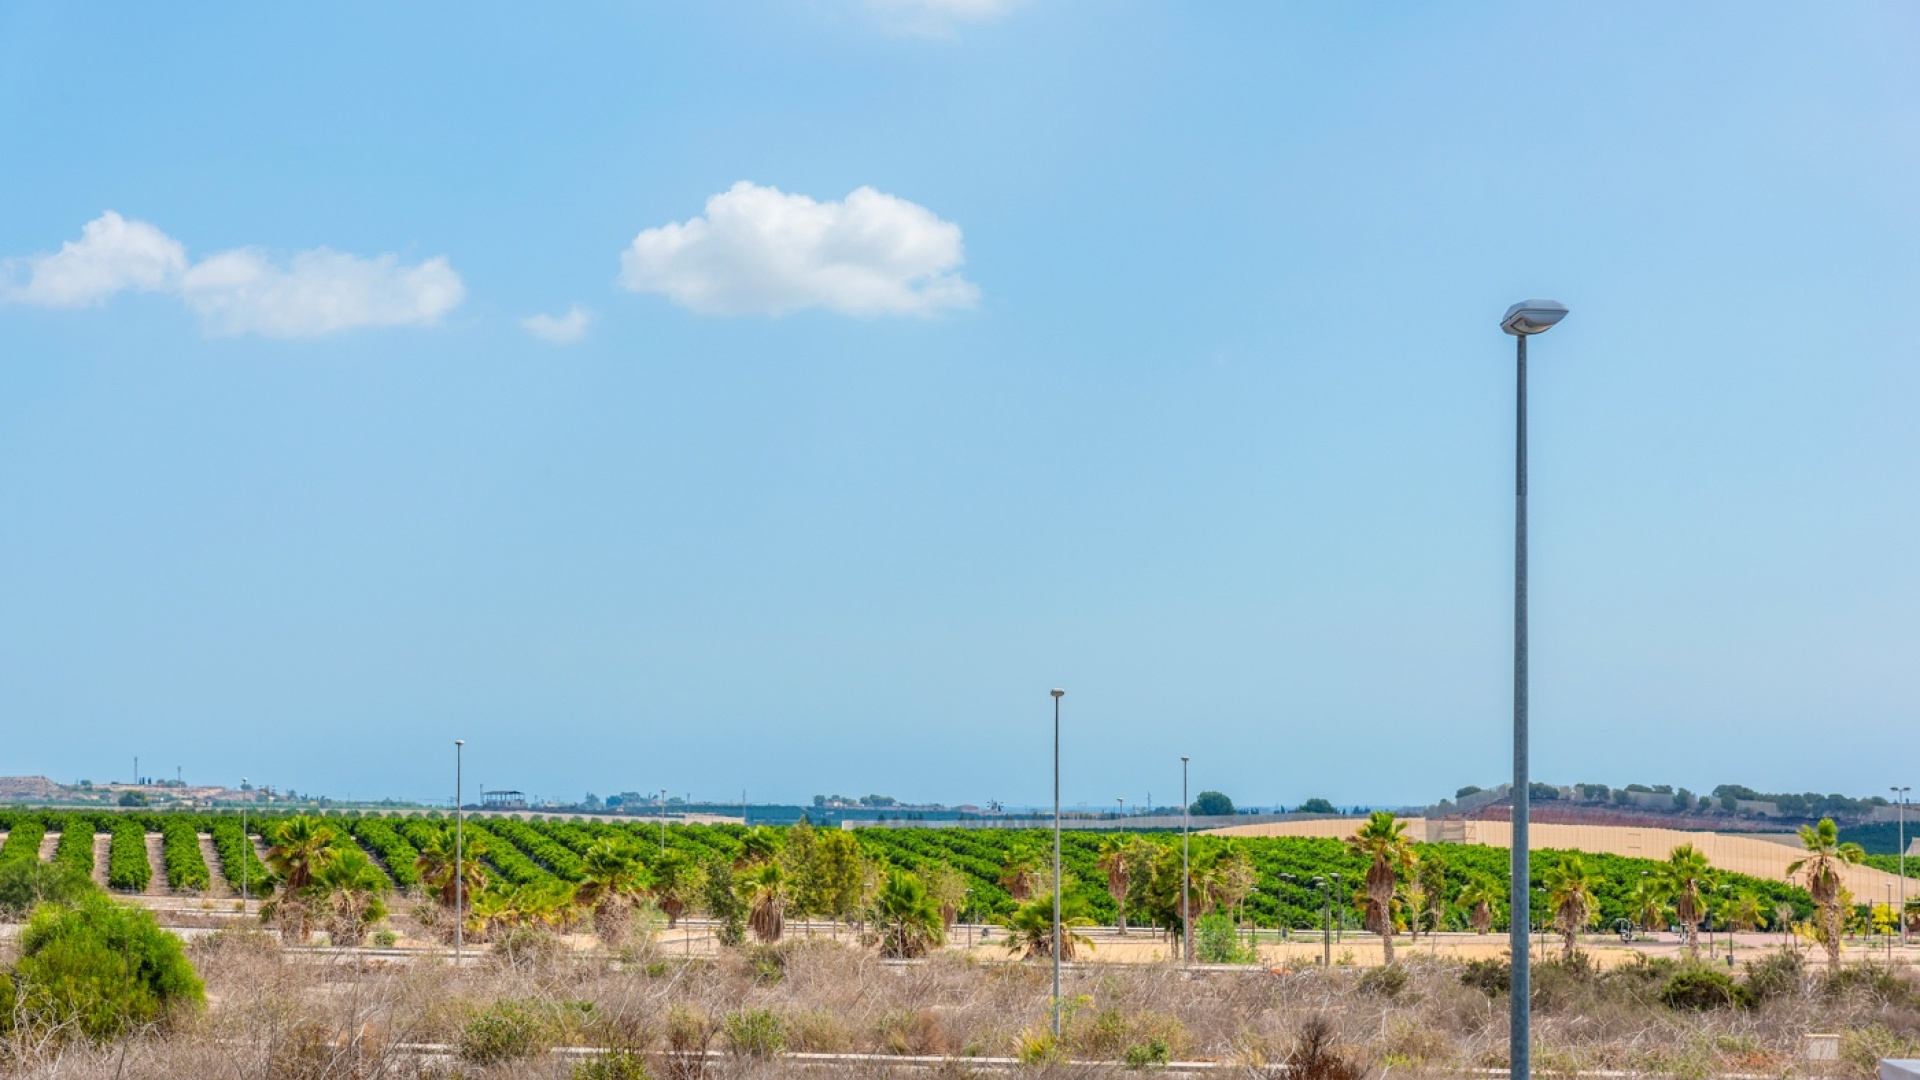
(1315, 876), (1332, 966)
(455, 740), (466, 963)
(1894, 786), (1910, 947)
(1181, 756), (1191, 965)
(1501, 298), (1567, 1080)
(1050, 688), (1065, 1040)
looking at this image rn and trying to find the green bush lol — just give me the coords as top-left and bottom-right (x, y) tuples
(723, 1008), (785, 1057)
(458, 999), (554, 1065)
(1194, 914), (1255, 964)
(1124, 1038), (1171, 1068)
(209, 817), (273, 898)
(0, 859), (98, 918)
(105, 818), (150, 893)
(1357, 963), (1410, 999)
(1742, 948), (1804, 1002)
(1660, 965), (1752, 1010)
(5, 893), (204, 1041)
(1461, 957), (1510, 995)
(574, 1049), (652, 1080)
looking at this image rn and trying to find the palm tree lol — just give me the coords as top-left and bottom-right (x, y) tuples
(415, 831), (488, 916)
(1096, 838), (1134, 935)
(999, 849), (1041, 902)
(743, 861), (787, 943)
(999, 893), (1095, 960)
(265, 816), (336, 893)
(1346, 810), (1417, 964)
(1542, 855), (1600, 961)
(1455, 880), (1500, 934)
(923, 862), (969, 933)
(1628, 876), (1669, 933)
(1661, 843), (1715, 959)
(872, 870), (945, 958)
(1207, 844), (1257, 929)
(576, 839), (652, 945)
(1722, 891), (1764, 933)
(313, 847), (389, 946)
(650, 849), (703, 928)
(735, 826), (784, 869)
(1786, 817), (1865, 968)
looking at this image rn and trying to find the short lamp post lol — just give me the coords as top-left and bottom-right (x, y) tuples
(1894, 786), (1910, 947)
(1500, 298), (1569, 1080)
(1181, 756), (1192, 965)
(454, 739), (466, 963)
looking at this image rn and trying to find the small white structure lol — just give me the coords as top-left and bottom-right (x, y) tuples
(1879, 1059), (1920, 1080)
(1805, 1035), (1839, 1062)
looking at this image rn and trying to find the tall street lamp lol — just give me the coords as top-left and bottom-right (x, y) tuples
(1181, 755), (1192, 965)
(455, 739), (466, 963)
(1050, 688), (1065, 1040)
(240, 777), (249, 907)
(1892, 786), (1911, 944)
(1501, 298), (1568, 1080)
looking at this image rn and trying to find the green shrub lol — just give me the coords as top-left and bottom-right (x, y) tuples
(6, 893), (205, 1041)
(1741, 948), (1804, 1002)
(0, 859), (98, 918)
(372, 930), (399, 947)
(1660, 965), (1752, 1010)
(574, 1049), (652, 1080)
(722, 1008), (785, 1057)
(105, 818), (150, 893)
(458, 999), (555, 1065)
(1461, 957), (1510, 995)
(1195, 914), (1255, 963)
(209, 817), (273, 898)
(1357, 963), (1410, 999)
(1125, 1038), (1171, 1068)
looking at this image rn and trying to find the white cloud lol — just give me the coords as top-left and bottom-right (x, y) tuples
(2, 212), (463, 337)
(521, 305), (590, 344)
(618, 182), (978, 318)
(2, 211), (187, 307)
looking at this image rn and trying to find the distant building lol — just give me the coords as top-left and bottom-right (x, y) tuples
(482, 789), (527, 810)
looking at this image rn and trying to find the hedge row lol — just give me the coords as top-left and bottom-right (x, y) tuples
(209, 817), (273, 898)
(350, 818), (421, 889)
(53, 820), (97, 877)
(106, 817), (151, 892)
(488, 818), (584, 881)
(459, 821), (548, 886)
(0, 818), (47, 863)
(159, 817), (210, 892)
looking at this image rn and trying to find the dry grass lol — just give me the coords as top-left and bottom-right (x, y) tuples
(1, 931), (1916, 1079)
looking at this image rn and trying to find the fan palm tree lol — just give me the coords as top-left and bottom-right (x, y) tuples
(1628, 876), (1669, 933)
(313, 847), (389, 946)
(1786, 817), (1865, 968)
(872, 869), (945, 958)
(650, 849), (703, 927)
(1346, 811), (1417, 964)
(734, 826), (784, 869)
(265, 816), (336, 893)
(415, 831), (489, 915)
(743, 861), (787, 943)
(1722, 891), (1765, 933)
(923, 862), (969, 932)
(1455, 880), (1500, 934)
(1542, 855), (1600, 961)
(999, 893), (1095, 960)
(1661, 843), (1715, 959)
(1207, 844), (1257, 928)
(999, 850), (1041, 901)
(576, 839), (652, 944)
(1096, 838), (1135, 935)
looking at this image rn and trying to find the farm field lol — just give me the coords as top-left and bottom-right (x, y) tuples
(4, 808), (1915, 938)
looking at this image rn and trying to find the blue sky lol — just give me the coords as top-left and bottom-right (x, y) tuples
(2, 3), (1916, 809)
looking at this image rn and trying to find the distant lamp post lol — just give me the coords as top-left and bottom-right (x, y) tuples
(454, 740), (466, 963)
(1181, 755), (1192, 965)
(1050, 688), (1065, 1039)
(240, 777), (249, 907)
(1894, 786), (1910, 947)
(1500, 298), (1568, 1080)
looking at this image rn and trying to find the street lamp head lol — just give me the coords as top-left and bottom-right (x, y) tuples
(1181, 755), (1190, 763)
(1501, 299), (1569, 336)
(455, 739), (465, 747)
(1050, 688), (1065, 699)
